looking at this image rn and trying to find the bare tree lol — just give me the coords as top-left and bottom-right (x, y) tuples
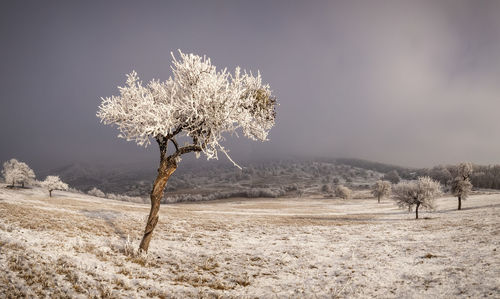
(97, 51), (276, 252)
(335, 185), (352, 200)
(41, 176), (69, 197)
(2, 159), (36, 188)
(451, 162), (473, 210)
(392, 177), (441, 219)
(371, 180), (391, 203)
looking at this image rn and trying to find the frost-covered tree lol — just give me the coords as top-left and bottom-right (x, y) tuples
(456, 162), (473, 179)
(41, 176), (68, 197)
(451, 178), (472, 210)
(2, 159), (36, 187)
(371, 180), (391, 203)
(392, 177), (442, 219)
(2, 164), (23, 187)
(97, 51), (276, 252)
(335, 185), (352, 200)
(451, 162), (473, 210)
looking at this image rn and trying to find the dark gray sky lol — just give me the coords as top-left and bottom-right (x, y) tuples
(1, 0), (499, 172)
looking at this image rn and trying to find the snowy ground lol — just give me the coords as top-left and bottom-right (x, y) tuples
(0, 186), (499, 298)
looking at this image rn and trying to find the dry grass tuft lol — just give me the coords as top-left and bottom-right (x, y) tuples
(174, 273), (233, 290)
(199, 256), (219, 271)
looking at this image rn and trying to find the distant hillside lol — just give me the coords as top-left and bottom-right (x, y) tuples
(38, 158), (500, 202)
(39, 162), (157, 196)
(334, 158), (416, 178)
(335, 158), (500, 190)
(40, 159), (384, 201)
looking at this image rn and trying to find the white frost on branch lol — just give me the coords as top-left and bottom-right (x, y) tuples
(97, 51), (276, 168)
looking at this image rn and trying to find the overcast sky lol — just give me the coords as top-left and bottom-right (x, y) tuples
(1, 0), (499, 171)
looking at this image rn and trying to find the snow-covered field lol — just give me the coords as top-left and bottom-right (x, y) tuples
(0, 186), (499, 298)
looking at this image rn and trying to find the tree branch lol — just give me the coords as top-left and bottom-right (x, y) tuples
(166, 125), (183, 139)
(178, 145), (203, 155)
(170, 138), (179, 152)
(168, 144), (200, 161)
(169, 138), (207, 160)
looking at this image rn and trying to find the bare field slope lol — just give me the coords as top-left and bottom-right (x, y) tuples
(0, 186), (499, 298)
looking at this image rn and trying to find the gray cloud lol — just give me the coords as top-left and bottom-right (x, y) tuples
(1, 0), (499, 172)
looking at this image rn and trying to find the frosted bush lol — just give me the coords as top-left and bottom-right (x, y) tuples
(88, 187), (105, 198)
(335, 185), (352, 200)
(163, 187), (285, 203)
(68, 187), (83, 194)
(106, 192), (146, 203)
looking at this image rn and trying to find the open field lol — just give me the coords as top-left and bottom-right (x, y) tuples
(0, 186), (499, 298)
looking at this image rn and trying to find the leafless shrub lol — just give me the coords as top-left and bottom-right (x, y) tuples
(87, 187), (105, 198)
(335, 185), (352, 199)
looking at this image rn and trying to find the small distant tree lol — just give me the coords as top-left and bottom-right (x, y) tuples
(451, 162), (473, 210)
(393, 177), (441, 219)
(371, 180), (391, 203)
(2, 159), (36, 187)
(41, 176), (68, 197)
(383, 170), (401, 184)
(97, 51), (276, 252)
(335, 185), (352, 200)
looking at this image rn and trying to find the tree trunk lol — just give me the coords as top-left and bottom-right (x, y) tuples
(377, 195), (380, 203)
(458, 196), (461, 210)
(22, 182), (24, 188)
(139, 155), (177, 253)
(49, 190), (52, 197)
(415, 203), (420, 219)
